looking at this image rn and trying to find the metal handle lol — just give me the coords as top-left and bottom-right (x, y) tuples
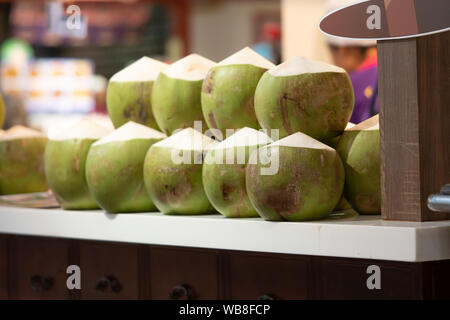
(441, 184), (450, 195)
(95, 275), (122, 293)
(30, 275), (54, 292)
(258, 294), (276, 300)
(428, 194), (450, 213)
(169, 284), (195, 300)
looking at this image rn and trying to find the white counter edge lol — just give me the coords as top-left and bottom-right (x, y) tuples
(0, 207), (449, 262)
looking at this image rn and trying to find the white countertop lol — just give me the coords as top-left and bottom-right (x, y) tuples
(0, 206), (449, 262)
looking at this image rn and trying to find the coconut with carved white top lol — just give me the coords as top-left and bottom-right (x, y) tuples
(336, 115), (380, 214)
(254, 56), (354, 141)
(201, 47), (275, 135)
(203, 127), (272, 218)
(151, 54), (216, 135)
(246, 131), (345, 221)
(144, 128), (217, 215)
(0, 126), (48, 195)
(107, 57), (168, 129)
(45, 119), (111, 209)
(85, 121), (166, 213)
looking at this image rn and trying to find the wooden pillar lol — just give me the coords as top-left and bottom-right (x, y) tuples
(378, 31), (450, 221)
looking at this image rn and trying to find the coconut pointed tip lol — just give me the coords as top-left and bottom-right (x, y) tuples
(94, 121), (166, 146)
(218, 47), (275, 69)
(117, 121), (167, 137)
(153, 127), (217, 151)
(110, 56), (168, 82)
(213, 127), (272, 149)
(48, 117), (112, 141)
(348, 115), (379, 131)
(0, 125), (46, 141)
(269, 56), (345, 77)
(271, 131), (335, 151)
(165, 54), (216, 81)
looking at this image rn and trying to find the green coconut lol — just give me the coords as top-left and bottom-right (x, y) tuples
(151, 54), (216, 135)
(144, 127), (217, 215)
(0, 93), (5, 129)
(328, 122), (355, 211)
(201, 47), (275, 136)
(86, 121), (166, 213)
(107, 57), (168, 129)
(45, 119), (111, 209)
(0, 126), (48, 195)
(246, 131), (345, 221)
(336, 115), (380, 215)
(325, 122), (355, 149)
(203, 127), (272, 218)
(254, 56), (354, 141)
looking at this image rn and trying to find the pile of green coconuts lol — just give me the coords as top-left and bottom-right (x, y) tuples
(0, 47), (381, 221)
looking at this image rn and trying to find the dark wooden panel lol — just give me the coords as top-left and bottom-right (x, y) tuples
(416, 31), (450, 221)
(149, 246), (220, 300)
(7, 236), (71, 300)
(227, 252), (311, 300)
(430, 260), (450, 299)
(0, 235), (7, 299)
(314, 257), (423, 300)
(79, 241), (140, 300)
(378, 31), (450, 221)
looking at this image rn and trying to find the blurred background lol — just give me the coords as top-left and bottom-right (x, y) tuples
(0, 0), (376, 133)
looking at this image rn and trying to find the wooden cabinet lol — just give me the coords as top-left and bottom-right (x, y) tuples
(1, 235), (448, 300)
(7, 236), (71, 300)
(79, 241), (140, 300)
(0, 236), (7, 299)
(226, 252), (311, 300)
(313, 257), (423, 300)
(149, 246), (221, 300)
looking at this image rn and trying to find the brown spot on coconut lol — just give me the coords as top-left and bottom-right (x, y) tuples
(246, 131), (345, 221)
(85, 121), (166, 213)
(202, 127), (273, 218)
(144, 127), (217, 215)
(337, 115), (381, 215)
(107, 57), (168, 129)
(0, 126), (48, 195)
(254, 56), (354, 141)
(201, 47), (274, 136)
(45, 118), (111, 209)
(152, 54), (216, 135)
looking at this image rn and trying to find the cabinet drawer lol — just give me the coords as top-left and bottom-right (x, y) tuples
(0, 235), (7, 299)
(228, 252), (310, 300)
(315, 258), (422, 300)
(8, 236), (71, 299)
(149, 247), (220, 300)
(79, 241), (140, 300)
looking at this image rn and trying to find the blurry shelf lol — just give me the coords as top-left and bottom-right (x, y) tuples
(0, 206), (449, 262)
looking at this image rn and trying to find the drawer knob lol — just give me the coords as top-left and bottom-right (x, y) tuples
(30, 275), (54, 292)
(95, 275), (122, 293)
(258, 294), (276, 300)
(169, 284), (195, 300)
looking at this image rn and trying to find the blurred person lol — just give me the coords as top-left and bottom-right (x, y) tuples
(252, 21), (282, 64)
(1, 91), (28, 129)
(90, 74), (108, 114)
(326, 0), (378, 124)
(0, 38), (32, 128)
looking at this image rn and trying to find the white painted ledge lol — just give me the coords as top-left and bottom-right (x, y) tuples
(0, 206), (449, 262)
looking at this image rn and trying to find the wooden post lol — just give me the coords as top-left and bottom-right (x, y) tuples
(378, 31), (450, 221)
